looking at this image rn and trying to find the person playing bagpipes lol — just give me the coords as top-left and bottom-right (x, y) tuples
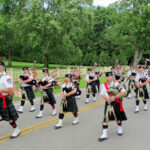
(0, 61), (21, 138)
(134, 66), (149, 113)
(93, 63), (102, 93)
(126, 66), (137, 98)
(17, 67), (36, 113)
(85, 68), (97, 103)
(55, 74), (79, 129)
(98, 72), (127, 141)
(71, 67), (81, 99)
(36, 68), (57, 118)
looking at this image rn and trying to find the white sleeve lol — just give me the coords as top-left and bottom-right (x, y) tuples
(127, 71), (131, 77)
(4, 75), (13, 89)
(85, 75), (89, 81)
(28, 74), (33, 79)
(100, 84), (109, 98)
(135, 74), (139, 82)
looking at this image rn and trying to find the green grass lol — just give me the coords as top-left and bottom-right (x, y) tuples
(4, 60), (90, 69)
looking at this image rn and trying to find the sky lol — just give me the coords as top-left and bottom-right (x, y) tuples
(93, 0), (118, 7)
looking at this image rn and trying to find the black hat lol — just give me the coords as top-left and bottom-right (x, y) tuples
(106, 72), (113, 77)
(88, 68), (92, 71)
(65, 74), (72, 78)
(42, 68), (48, 73)
(0, 61), (5, 67)
(23, 67), (29, 70)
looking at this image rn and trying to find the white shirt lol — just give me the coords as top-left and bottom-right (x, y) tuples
(20, 73), (33, 87)
(62, 82), (76, 94)
(85, 73), (96, 81)
(135, 71), (149, 83)
(42, 76), (55, 89)
(101, 81), (126, 98)
(0, 72), (13, 96)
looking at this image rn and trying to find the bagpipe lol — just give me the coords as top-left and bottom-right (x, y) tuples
(137, 78), (147, 101)
(19, 75), (37, 85)
(38, 80), (57, 87)
(62, 87), (81, 96)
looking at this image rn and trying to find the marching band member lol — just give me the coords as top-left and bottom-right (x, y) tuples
(71, 67), (81, 99)
(36, 68), (57, 118)
(99, 72), (127, 141)
(85, 68), (97, 103)
(17, 67), (36, 113)
(93, 64), (102, 93)
(126, 66), (137, 98)
(134, 66), (149, 113)
(0, 61), (21, 138)
(55, 74), (79, 129)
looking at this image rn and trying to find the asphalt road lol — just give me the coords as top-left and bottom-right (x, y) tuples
(0, 89), (150, 150)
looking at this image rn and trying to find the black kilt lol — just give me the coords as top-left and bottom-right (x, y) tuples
(42, 88), (56, 105)
(22, 86), (35, 101)
(103, 101), (127, 122)
(0, 96), (19, 121)
(86, 82), (97, 94)
(136, 85), (149, 99)
(60, 96), (78, 113)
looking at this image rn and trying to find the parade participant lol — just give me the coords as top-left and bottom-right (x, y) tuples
(0, 61), (21, 138)
(126, 66), (137, 98)
(55, 74), (79, 129)
(71, 67), (81, 99)
(93, 63), (102, 93)
(85, 68), (97, 103)
(98, 72), (127, 141)
(134, 66), (149, 113)
(36, 68), (57, 118)
(17, 67), (35, 113)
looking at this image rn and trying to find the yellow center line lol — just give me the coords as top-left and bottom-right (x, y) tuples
(0, 100), (105, 144)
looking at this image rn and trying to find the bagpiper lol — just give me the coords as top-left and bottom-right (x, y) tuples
(0, 61), (21, 138)
(134, 66), (149, 113)
(55, 74), (79, 129)
(36, 68), (57, 118)
(85, 68), (97, 103)
(17, 67), (36, 113)
(99, 72), (127, 141)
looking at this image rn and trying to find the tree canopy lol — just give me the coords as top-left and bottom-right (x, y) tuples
(0, 0), (150, 67)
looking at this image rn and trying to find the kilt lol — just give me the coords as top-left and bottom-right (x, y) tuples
(42, 88), (56, 105)
(103, 100), (127, 122)
(136, 85), (149, 99)
(86, 82), (97, 95)
(0, 96), (19, 121)
(22, 86), (35, 101)
(59, 96), (78, 114)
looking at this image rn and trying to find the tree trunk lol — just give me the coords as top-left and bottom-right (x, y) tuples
(133, 46), (144, 66)
(44, 47), (48, 68)
(8, 47), (12, 67)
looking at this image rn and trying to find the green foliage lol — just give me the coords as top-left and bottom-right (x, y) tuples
(0, 0), (150, 66)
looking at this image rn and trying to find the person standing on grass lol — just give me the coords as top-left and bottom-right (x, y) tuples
(0, 61), (21, 138)
(17, 67), (36, 113)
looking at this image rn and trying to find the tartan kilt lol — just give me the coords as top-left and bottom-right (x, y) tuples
(0, 97), (19, 121)
(86, 82), (97, 94)
(42, 88), (56, 105)
(136, 85), (149, 99)
(103, 101), (127, 122)
(22, 86), (35, 101)
(59, 96), (78, 114)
